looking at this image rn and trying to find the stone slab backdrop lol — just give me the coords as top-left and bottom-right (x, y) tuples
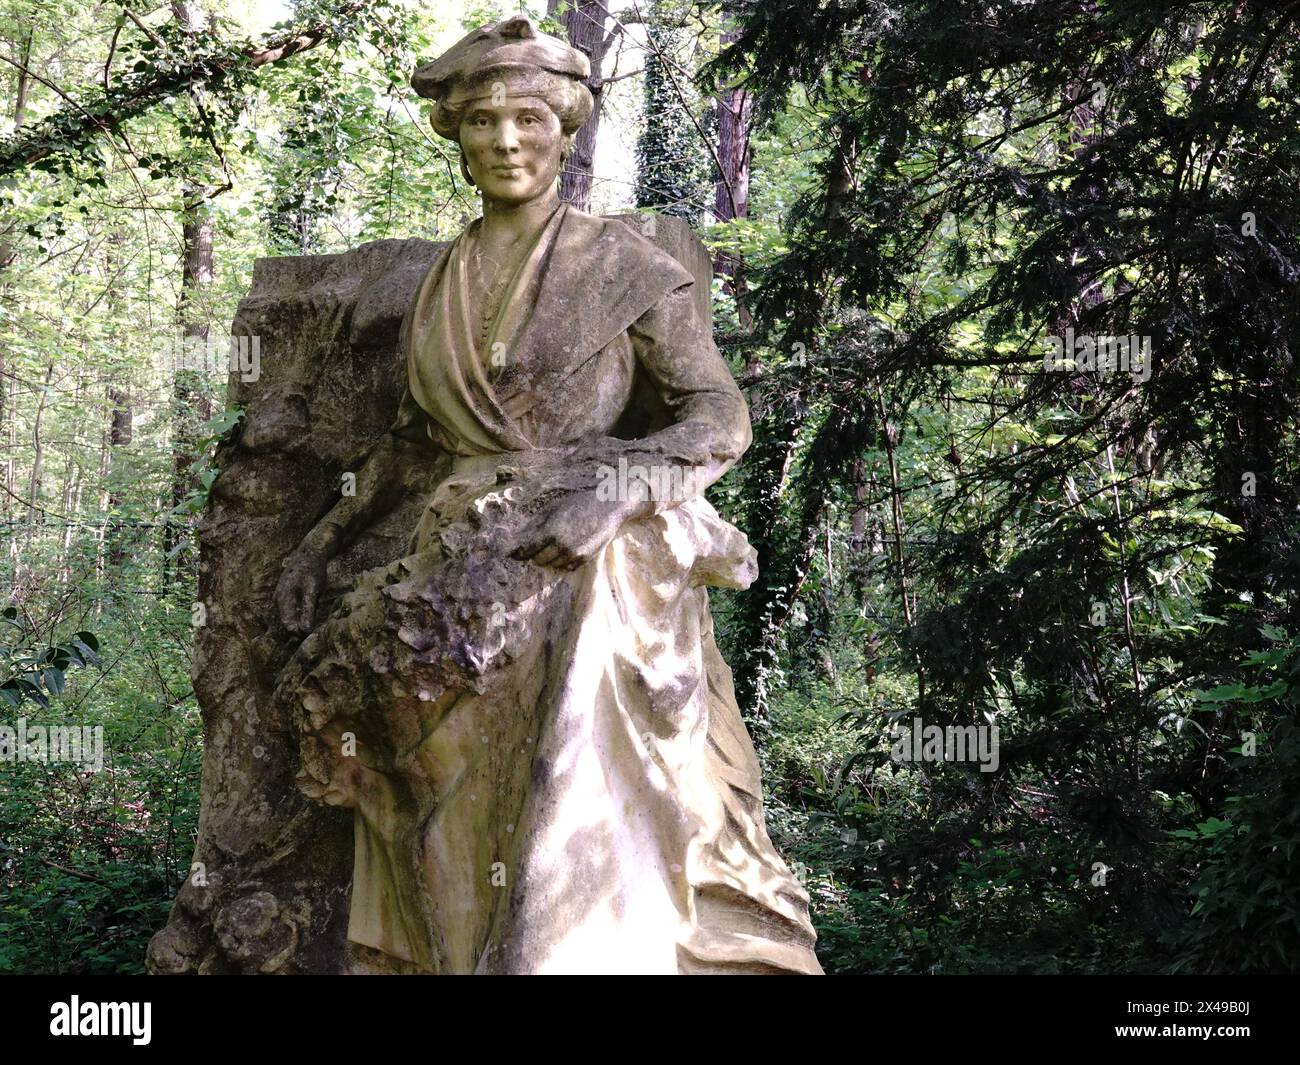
(147, 215), (714, 975)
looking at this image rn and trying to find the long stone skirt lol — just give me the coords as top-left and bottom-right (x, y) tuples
(275, 449), (822, 974)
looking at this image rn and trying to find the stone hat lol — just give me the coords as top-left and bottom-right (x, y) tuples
(412, 16), (591, 106)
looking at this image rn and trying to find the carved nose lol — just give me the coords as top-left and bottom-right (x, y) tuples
(495, 123), (521, 153)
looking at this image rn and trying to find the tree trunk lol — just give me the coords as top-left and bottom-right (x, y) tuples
(731, 123), (859, 723)
(23, 362), (53, 568)
(712, 6), (751, 266)
(548, 0), (612, 211)
(103, 228), (134, 570)
(0, 25), (32, 552)
(712, 4), (754, 332)
(164, 2), (216, 588)
(163, 185), (214, 586)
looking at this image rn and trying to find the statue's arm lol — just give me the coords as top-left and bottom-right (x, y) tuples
(507, 279), (749, 571)
(621, 279), (753, 512)
(275, 387), (443, 632)
(276, 280), (447, 632)
(305, 387), (442, 555)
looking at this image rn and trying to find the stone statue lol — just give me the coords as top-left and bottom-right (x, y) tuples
(148, 16), (820, 976)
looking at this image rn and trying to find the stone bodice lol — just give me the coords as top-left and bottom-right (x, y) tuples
(391, 204), (752, 489)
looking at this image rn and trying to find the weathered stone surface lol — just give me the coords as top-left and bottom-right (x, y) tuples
(147, 216), (796, 974)
(147, 237), (447, 974)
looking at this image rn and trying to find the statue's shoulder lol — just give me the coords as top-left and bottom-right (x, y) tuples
(395, 223), (472, 345)
(559, 207), (696, 291)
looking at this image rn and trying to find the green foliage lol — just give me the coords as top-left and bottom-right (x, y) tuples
(1169, 630), (1300, 973)
(0, 594), (200, 974)
(710, 0), (1300, 973)
(635, 2), (713, 222)
(0, 607), (98, 709)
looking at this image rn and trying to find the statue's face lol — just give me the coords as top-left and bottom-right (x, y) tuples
(459, 95), (564, 206)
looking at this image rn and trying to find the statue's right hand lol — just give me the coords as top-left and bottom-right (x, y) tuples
(274, 547), (329, 635)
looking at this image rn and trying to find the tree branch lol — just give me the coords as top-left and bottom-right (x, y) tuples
(0, 0), (371, 178)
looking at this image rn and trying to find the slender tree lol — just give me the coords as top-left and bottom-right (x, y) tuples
(548, 0), (614, 211)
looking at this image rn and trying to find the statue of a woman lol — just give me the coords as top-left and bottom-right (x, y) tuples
(270, 16), (821, 975)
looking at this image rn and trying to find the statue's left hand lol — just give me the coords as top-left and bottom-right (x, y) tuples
(275, 543), (331, 634)
(508, 492), (641, 570)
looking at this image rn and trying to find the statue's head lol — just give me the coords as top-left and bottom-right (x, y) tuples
(413, 17), (593, 206)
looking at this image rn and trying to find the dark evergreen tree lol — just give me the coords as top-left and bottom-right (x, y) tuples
(712, 0), (1300, 972)
(635, 4), (711, 223)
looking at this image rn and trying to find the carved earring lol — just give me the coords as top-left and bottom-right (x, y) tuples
(459, 152), (476, 188)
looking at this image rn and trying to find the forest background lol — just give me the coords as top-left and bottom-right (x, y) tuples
(1, 0), (1297, 975)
